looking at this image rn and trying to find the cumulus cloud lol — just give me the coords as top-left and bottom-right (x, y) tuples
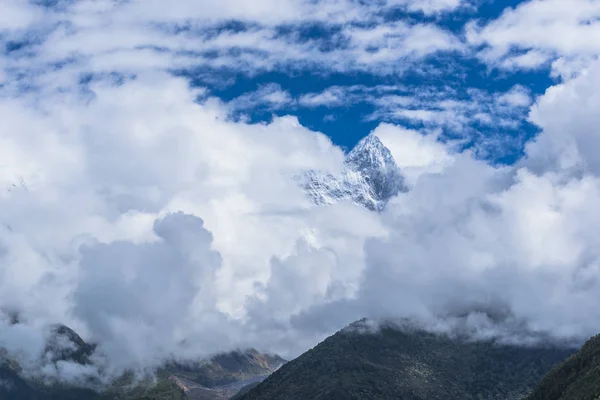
(375, 124), (455, 186)
(468, 0), (600, 74)
(350, 61), (600, 342)
(0, 67), (382, 371)
(73, 213), (223, 369)
(245, 60), (600, 349)
(526, 61), (600, 175)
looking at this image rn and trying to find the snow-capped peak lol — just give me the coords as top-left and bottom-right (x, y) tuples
(299, 134), (406, 211)
(346, 134), (396, 170)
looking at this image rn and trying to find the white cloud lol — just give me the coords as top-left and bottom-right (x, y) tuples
(299, 85), (410, 108)
(374, 124), (455, 185)
(365, 86), (533, 158)
(252, 58), (600, 350)
(120, 0), (306, 25)
(0, 0), (41, 32)
(354, 59), (600, 342)
(299, 88), (346, 108)
(526, 60), (600, 176)
(388, 0), (465, 15)
(496, 85), (531, 107)
(228, 84), (294, 113)
(73, 213), (224, 368)
(0, 0), (465, 90)
(119, 0), (466, 25)
(298, 84), (531, 150)
(500, 49), (551, 70)
(391, 108), (448, 123)
(469, 0), (600, 73)
(345, 22), (464, 66)
(0, 68), (385, 369)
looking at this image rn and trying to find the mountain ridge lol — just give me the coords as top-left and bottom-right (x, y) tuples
(527, 333), (600, 400)
(0, 324), (285, 400)
(238, 319), (576, 400)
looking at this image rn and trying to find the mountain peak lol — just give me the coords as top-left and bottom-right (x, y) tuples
(238, 320), (575, 400)
(345, 134), (396, 170)
(348, 133), (386, 153)
(344, 134), (405, 209)
(44, 324), (96, 365)
(299, 134), (405, 211)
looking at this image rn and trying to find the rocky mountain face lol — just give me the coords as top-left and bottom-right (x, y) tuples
(299, 134), (406, 211)
(238, 319), (576, 400)
(527, 333), (600, 400)
(165, 349), (286, 399)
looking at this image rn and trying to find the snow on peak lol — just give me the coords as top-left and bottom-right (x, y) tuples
(346, 134), (395, 167)
(299, 134), (406, 211)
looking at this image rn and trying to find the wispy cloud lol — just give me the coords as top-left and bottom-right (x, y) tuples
(294, 83), (533, 158)
(298, 85), (408, 108)
(468, 0), (600, 76)
(0, 0), (467, 97)
(228, 83), (294, 113)
(388, 0), (469, 15)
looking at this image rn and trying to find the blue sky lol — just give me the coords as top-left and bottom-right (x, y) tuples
(1, 0), (562, 164)
(179, 0), (555, 164)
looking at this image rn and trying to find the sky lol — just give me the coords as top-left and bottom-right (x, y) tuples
(2, 0), (600, 386)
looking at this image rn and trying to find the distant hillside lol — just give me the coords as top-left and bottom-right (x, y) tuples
(166, 348), (285, 388)
(230, 381), (261, 400)
(527, 333), (600, 400)
(0, 362), (186, 400)
(239, 319), (575, 400)
(0, 361), (100, 400)
(0, 354), (186, 400)
(0, 324), (282, 400)
(165, 349), (286, 399)
(0, 324), (109, 400)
